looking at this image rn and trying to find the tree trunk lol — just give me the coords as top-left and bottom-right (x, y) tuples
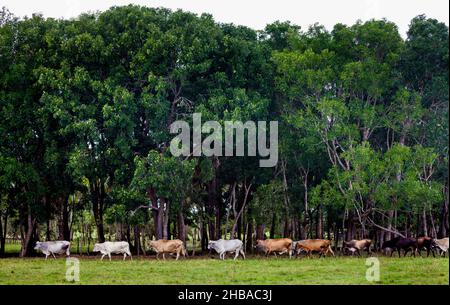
(147, 187), (163, 240)
(178, 210), (187, 244)
(429, 209), (438, 239)
(422, 208), (428, 237)
(316, 206), (324, 239)
(439, 184), (449, 238)
(0, 213), (5, 256)
(231, 181), (252, 239)
(246, 219), (253, 252)
(270, 214), (276, 239)
(92, 181), (105, 243)
(201, 220), (208, 251)
(20, 211), (36, 257)
(161, 198), (169, 240)
(45, 196), (51, 241)
(58, 197), (71, 241)
(256, 224), (265, 240)
(134, 225), (141, 256)
(386, 210), (395, 240)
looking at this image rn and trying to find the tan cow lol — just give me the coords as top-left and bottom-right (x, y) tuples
(295, 239), (335, 257)
(343, 239), (372, 256)
(149, 239), (187, 260)
(256, 238), (293, 258)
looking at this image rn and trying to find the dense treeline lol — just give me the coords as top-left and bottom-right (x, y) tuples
(0, 5), (448, 256)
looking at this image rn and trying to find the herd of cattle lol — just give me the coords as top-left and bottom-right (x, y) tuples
(33, 236), (449, 260)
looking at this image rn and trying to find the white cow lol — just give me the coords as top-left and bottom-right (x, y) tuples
(34, 241), (70, 260)
(208, 239), (245, 260)
(432, 238), (449, 257)
(93, 241), (132, 261)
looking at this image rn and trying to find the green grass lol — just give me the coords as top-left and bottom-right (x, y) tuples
(0, 255), (448, 285)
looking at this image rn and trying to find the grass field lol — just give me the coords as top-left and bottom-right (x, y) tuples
(0, 255), (448, 285)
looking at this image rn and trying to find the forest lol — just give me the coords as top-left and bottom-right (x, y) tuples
(0, 5), (448, 257)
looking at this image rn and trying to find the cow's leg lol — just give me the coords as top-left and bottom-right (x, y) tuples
(240, 249), (246, 260)
(156, 253), (160, 260)
(123, 253), (126, 260)
(45, 254), (49, 260)
(108, 253), (112, 261)
(397, 249), (401, 257)
(176, 252), (180, 261)
(52, 253), (56, 259)
(357, 249), (361, 257)
(163, 253), (166, 260)
(234, 250), (239, 260)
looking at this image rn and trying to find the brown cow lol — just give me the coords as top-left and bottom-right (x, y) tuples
(343, 239), (372, 256)
(256, 238), (293, 258)
(295, 239), (335, 257)
(149, 239), (187, 260)
(417, 237), (435, 257)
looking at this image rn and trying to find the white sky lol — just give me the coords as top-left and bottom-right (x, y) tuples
(1, 0), (448, 38)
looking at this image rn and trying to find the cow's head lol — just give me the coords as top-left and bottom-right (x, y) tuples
(148, 240), (160, 250)
(93, 243), (102, 252)
(207, 241), (216, 250)
(34, 241), (42, 250)
(255, 240), (266, 252)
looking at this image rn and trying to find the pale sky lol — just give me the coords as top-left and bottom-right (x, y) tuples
(1, 0), (449, 38)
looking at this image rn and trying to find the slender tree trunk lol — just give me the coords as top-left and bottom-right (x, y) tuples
(386, 210), (395, 240)
(270, 214), (276, 239)
(0, 213), (4, 256)
(208, 157), (221, 240)
(59, 196), (71, 241)
(439, 184), (449, 238)
(177, 210), (187, 244)
(201, 220), (208, 251)
(134, 225), (141, 256)
(256, 224), (265, 240)
(20, 210), (36, 257)
(45, 196), (51, 241)
(246, 218), (253, 252)
(316, 206), (324, 239)
(161, 198), (169, 240)
(422, 208), (428, 237)
(147, 187), (163, 240)
(429, 209), (438, 239)
(231, 181), (252, 239)
(92, 181), (105, 243)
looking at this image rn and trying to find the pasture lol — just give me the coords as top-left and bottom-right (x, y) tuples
(0, 254), (448, 285)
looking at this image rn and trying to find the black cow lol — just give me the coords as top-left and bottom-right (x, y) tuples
(382, 237), (418, 257)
